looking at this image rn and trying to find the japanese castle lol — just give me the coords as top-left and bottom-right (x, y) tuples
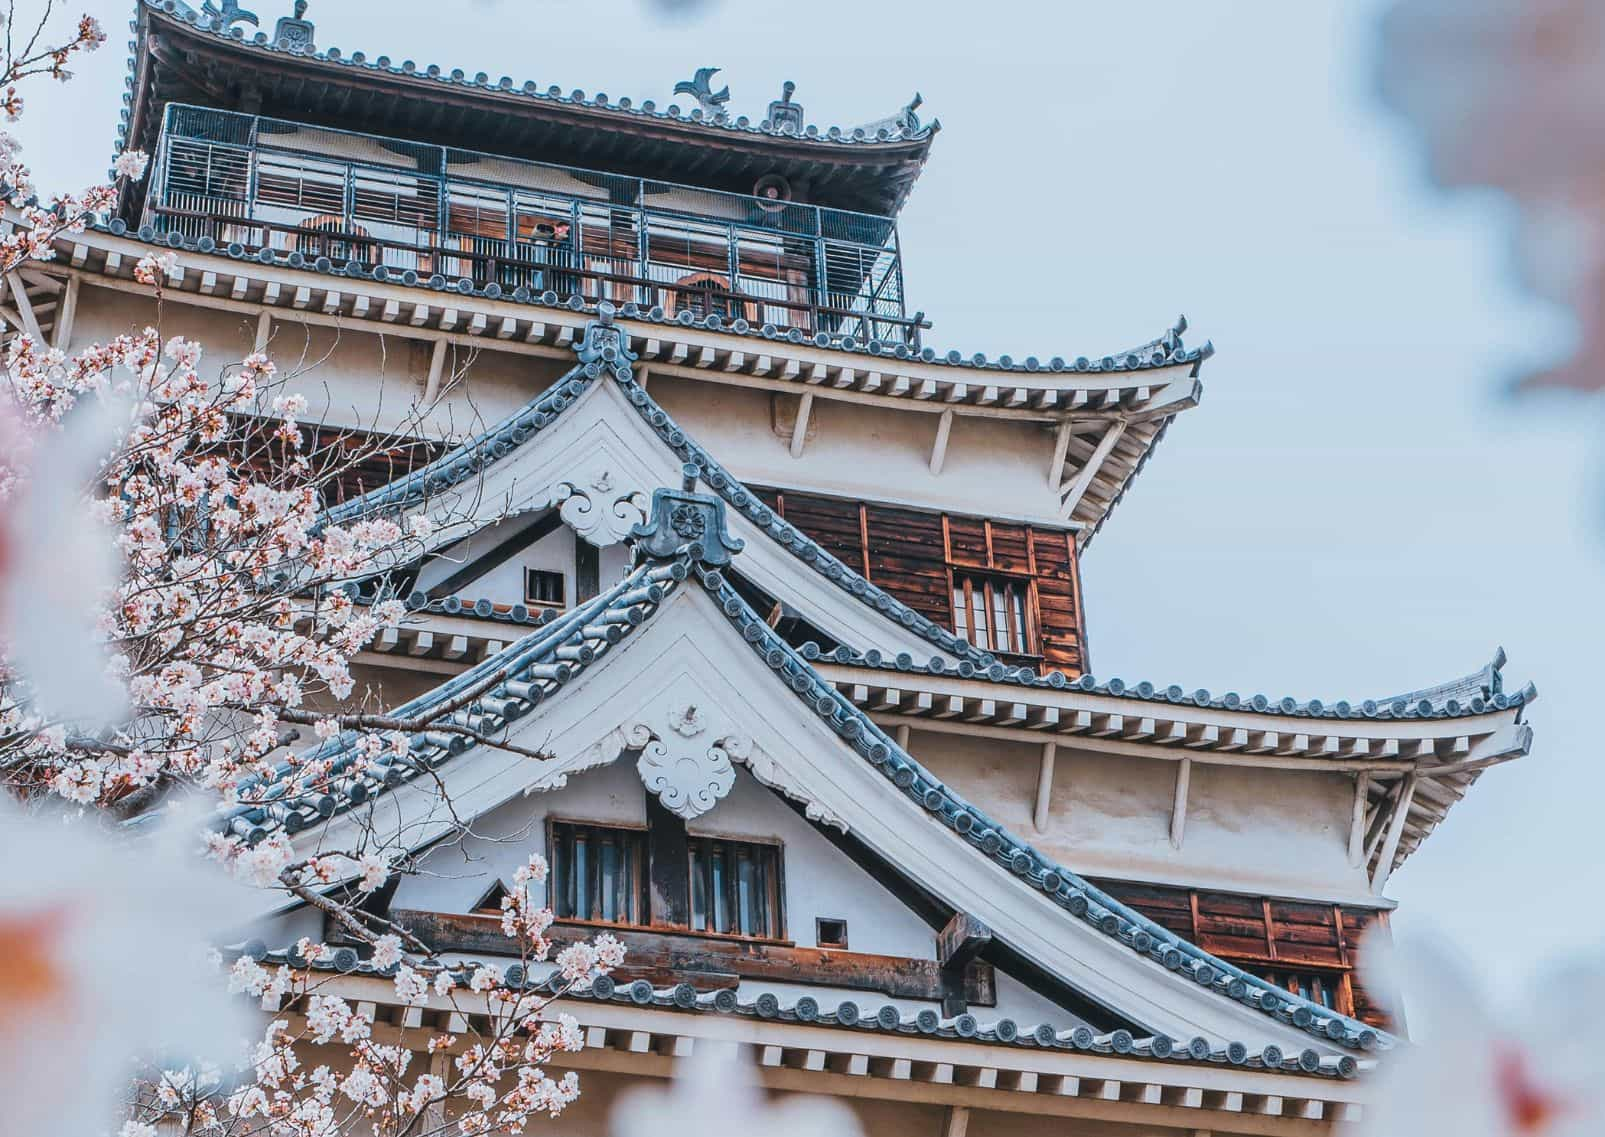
(37, 1), (1538, 1131)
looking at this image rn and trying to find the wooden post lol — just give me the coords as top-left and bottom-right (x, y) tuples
(936, 912), (990, 1018)
(1033, 741), (1056, 832)
(423, 339), (448, 405)
(51, 275), (79, 350)
(1348, 772), (1370, 868)
(645, 790), (691, 929)
(789, 392), (814, 459)
(942, 1107), (970, 1137)
(1170, 758), (1192, 849)
(253, 310), (272, 352)
(894, 723), (911, 753)
(1047, 420), (1073, 488)
(930, 408), (954, 474)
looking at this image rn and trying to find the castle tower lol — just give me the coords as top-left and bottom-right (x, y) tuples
(24, 3), (1536, 1132)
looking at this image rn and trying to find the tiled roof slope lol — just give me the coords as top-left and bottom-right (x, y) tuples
(226, 944), (1361, 1081)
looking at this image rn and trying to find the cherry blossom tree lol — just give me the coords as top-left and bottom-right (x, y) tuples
(0, 6), (622, 1135)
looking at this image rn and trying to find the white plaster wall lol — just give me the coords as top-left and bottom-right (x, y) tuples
(415, 516), (639, 609)
(651, 379), (1064, 524)
(910, 729), (1373, 904)
(389, 757), (1087, 1026)
(72, 285), (571, 439)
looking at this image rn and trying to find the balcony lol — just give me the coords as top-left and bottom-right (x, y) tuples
(138, 105), (922, 347)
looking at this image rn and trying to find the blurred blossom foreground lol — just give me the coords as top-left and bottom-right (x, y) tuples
(0, 801), (255, 1137)
(1380, 0), (1605, 392)
(1361, 939), (1604, 1137)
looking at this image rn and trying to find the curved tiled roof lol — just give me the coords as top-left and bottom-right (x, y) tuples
(233, 433), (1394, 1052)
(227, 944), (1361, 1081)
(123, 0), (937, 155)
(320, 319), (999, 670)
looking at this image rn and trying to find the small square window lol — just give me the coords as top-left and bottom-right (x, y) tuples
(816, 917), (848, 949)
(525, 568), (565, 608)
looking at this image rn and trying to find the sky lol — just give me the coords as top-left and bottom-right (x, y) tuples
(18, 0), (1603, 996)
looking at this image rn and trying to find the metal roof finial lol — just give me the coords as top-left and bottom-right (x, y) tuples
(673, 67), (730, 117)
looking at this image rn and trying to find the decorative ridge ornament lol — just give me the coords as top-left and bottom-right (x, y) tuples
(273, 0), (313, 50)
(200, 0), (258, 30)
(673, 67), (731, 118)
(576, 301), (635, 369)
(765, 80), (804, 132)
(630, 480), (744, 567)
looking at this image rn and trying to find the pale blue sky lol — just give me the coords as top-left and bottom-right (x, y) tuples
(24, 0), (1601, 992)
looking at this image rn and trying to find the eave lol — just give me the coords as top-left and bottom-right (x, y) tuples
(40, 224), (1204, 539)
(243, 961), (1372, 1128)
(816, 658), (1533, 882)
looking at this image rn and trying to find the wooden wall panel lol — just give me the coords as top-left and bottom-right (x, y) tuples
(752, 485), (1087, 677)
(1094, 878), (1391, 1029)
(1031, 529), (1085, 673)
(774, 491), (865, 573)
(863, 503), (952, 626)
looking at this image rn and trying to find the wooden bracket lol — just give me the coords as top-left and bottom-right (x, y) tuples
(937, 911), (992, 1016)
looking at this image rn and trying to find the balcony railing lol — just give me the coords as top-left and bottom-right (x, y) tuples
(139, 105), (922, 347)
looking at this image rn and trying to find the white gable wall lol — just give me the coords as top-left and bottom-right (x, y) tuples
(389, 756), (1077, 1027)
(911, 729), (1372, 905)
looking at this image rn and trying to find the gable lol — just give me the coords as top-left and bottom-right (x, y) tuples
(335, 342), (977, 664)
(262, 511), (1377, 1062)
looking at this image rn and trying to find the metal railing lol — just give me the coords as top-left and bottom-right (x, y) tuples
(139, 105), (922, 346)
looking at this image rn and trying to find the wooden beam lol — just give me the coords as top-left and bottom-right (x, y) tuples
(1348, 772), (1370, 868)
(51, 275), (79, 349)
(254, 310), (272, 352)
(1033, 741), (1056, 832)
(789, 391), (814, 459)
(1059, 420), (1127, 517)
(930, 408), (955, 475)
(1371, 773), (1418, 894)
(942, 1106), (970, 1137)
(1169, 758), (1192, 850)
(381, 910), (996, 1004)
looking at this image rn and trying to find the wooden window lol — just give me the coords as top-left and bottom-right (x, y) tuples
(1263, 967), (1341, 1012)
(951, 571), (1034, 656)
(548, 821), (649, 927)
(688, 835), (784, 939)
(525, 568), (565, 609)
